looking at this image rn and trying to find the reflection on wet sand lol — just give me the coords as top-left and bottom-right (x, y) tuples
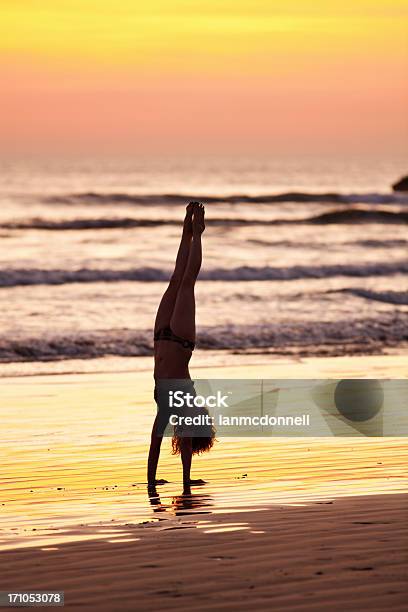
(148, 489), (213, 517)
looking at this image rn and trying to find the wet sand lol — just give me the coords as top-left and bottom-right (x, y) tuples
(1, 493), (407, 611)
(0, 354), (407, 609)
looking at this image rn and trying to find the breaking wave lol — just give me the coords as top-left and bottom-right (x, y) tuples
(329, 288), (408, 305)
(3, 209), (408, 231)
(0, 315), (406, 362)
(1, 261), (407, 288)
(43, 191), (408, 206)
(308, 209), (408, 224)
(2, 218), (179, 230)
(351, 239), (408, 248)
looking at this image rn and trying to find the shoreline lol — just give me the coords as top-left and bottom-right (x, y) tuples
(0, 348), (407, 379)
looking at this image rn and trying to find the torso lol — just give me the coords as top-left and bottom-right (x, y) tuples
(154, 340), (192, 380)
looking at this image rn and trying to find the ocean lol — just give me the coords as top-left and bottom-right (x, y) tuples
(1, 154), (407, 376)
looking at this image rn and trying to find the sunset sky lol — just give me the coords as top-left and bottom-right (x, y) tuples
(1, 0), (407, 155)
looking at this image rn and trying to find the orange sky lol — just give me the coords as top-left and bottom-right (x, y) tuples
(1, 1), (407, 155)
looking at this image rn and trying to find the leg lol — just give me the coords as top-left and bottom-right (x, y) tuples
(170, 205), (204, 340)
(154, 203), (194, 333)
(181, 437), (193, 493)
(147, 414), (170, 487)
(147, 415), (163, 486)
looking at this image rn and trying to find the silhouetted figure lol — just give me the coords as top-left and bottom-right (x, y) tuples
(147, 203), (214, 494)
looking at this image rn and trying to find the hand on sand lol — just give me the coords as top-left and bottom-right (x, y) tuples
(147, 479), (168, 491)
(183, 202), (194, 236)
(192, 202), (205, 235)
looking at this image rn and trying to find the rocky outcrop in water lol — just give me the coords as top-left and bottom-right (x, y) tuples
(392, 175), (408, 191)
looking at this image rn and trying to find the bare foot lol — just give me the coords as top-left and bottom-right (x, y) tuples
(183, 202), (194, 236)
(192, 202), (205, 235)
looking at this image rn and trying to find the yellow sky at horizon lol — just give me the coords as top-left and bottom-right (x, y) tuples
(2, 2), (407, 67)
(1, 0), (407, 154)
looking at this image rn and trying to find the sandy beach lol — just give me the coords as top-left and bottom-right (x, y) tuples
(2, 493), (407, 611)
(1, 355), (407, 610)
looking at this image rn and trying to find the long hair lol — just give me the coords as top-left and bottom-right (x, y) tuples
(172, 431), (215, 455)
(171, 406), (216, 455)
